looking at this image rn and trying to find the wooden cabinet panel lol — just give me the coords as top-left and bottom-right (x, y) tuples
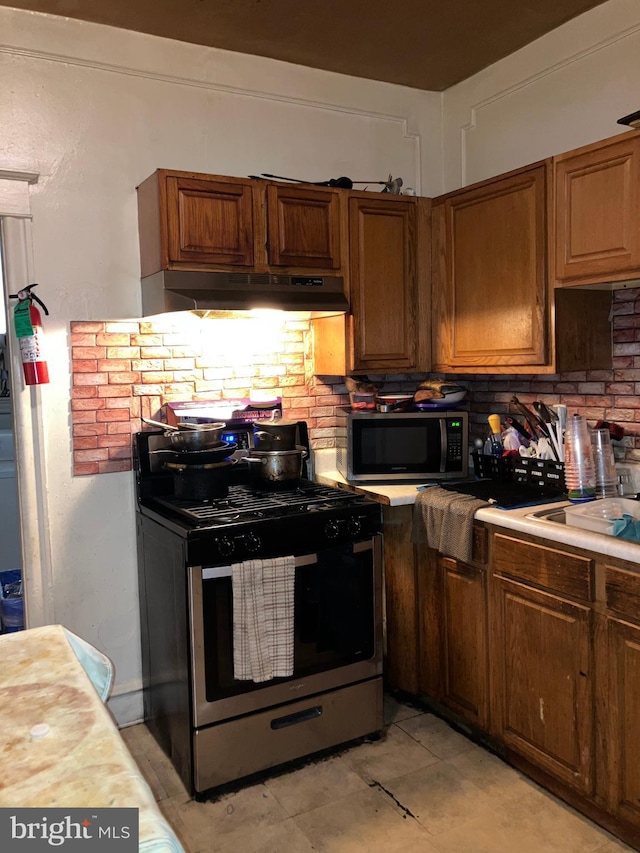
(493, 533), (593, 601)
(607, 617), (640, 827)
(605, 564), (640, 624)
(440, 557), (488, 727)
(266, 184), (342, 269)
(313, 194), (430, 375)
(555, 132), (640, 285)
(432, 163), (549, 369)
(492, 576), (594, 794)
(383, 504), (419, 694)
(166, 175), (255, 267)
(137, 170), (347, 278)
(349, 196), (418, 371)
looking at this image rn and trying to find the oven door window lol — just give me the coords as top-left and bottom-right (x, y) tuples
(352, 417), (441, 475)
(201, 544), (375, 701)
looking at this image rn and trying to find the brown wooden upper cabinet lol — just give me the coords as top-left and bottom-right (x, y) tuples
(555, 131), (640, 287)
(431, 161), (612, 374)
(432, 162), (550, 371)
(313, 193), (430, 375)
(137, 169), (346, 277)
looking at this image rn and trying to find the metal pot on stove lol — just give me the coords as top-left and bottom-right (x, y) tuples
(252, 418), (299, 451)
(246, 446), (307, 488)
(142, 417), (226, 452)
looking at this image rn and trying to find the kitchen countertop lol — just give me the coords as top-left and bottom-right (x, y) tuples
(313, 450), (640, 563)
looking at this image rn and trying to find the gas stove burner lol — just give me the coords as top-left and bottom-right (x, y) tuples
(149, 481), (368, 527)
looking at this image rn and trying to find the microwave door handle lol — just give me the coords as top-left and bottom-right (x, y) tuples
(439, 418), (447, 473)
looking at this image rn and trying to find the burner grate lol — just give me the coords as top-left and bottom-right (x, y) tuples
(153, 482), (359, 524)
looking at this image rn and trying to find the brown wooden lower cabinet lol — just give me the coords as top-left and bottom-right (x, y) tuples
(404, 524), (640, 849)
(607, 617), (640, 827)
(415, 526), (488, 730)
(491, 575), (594, 795)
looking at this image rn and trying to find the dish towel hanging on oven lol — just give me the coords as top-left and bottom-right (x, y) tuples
(232, 556), (295, 683)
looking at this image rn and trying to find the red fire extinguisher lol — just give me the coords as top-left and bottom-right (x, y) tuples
(10, 283), (50, 385)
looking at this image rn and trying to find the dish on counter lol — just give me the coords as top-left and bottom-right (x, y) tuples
(375, 394), (413, 412)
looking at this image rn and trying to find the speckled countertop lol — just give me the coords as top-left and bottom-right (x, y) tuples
(0, 625), (184, 852)
(314, 449), (640, 564)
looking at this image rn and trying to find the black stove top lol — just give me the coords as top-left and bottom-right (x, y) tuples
(135, 431), (381, 561)
(152, 482), (365, 526)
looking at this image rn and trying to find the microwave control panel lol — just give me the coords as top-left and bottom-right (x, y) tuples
(445, 418), (465, 469)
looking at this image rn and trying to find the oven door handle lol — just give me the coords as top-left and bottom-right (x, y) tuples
(202, 552), (317, 580)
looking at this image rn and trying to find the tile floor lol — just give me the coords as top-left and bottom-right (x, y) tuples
(120, 695), (636, 853)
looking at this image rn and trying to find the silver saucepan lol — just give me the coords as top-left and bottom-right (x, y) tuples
(245, 446), (307, 488)
(141, 417), (226, 452)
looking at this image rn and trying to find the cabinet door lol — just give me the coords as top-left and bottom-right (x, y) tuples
(607, 617), (640, 827)
(349, 196), (418, 371)
(432, 163), (549, 370)
(555, 133), (640, 285)
(491, 576), (594, 794)
(440, 557), (489, 727)
(266, 184), (341, 270)
(166, 175), (255, 267)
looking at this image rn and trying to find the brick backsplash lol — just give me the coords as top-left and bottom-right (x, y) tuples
(70, 288), (640, 476)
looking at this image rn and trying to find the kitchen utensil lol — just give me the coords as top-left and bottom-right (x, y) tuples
(510, 396), (542, 437)
(176, 421), (226, 432)
(590, 428), (618, 498)
(564, 414), (596, 503)
(245, 446), (308, 489)
(534, 401), (557, 423)
(505, 416), (532, 441)
(142, 416), (226, 451)
(485, 414), (503, 456)
(252, 419), (299, 451)
(150, 441), (237, 465)
(261, 172), (353, 188)
(142, 417), (180, 431)
(164, 459), (236, 500)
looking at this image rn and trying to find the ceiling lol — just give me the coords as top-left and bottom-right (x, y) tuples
(3, 0), (609, 91)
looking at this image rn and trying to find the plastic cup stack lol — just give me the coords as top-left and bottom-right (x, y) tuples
(564, 414), (596, 503)
(590, 427), (618, 499)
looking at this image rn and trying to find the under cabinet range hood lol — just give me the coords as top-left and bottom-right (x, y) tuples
(141, 270), (348, 316)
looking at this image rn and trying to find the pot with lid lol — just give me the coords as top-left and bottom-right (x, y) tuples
(246, 446), (307, 489)
(252, 418), (299, 451)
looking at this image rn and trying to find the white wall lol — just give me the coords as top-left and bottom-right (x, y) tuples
(441, 0), (640, 190)
(0, 7), (441, 722)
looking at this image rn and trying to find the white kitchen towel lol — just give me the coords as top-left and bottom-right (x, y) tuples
(232, 556), (295, 682)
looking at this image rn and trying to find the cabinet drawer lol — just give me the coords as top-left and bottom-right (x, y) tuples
(605, 564), (640, 623)
(493, 533), (592, 600)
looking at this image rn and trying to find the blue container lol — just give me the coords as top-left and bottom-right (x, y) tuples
(0, 569), (24, 633)
(0, 596), (24, 632)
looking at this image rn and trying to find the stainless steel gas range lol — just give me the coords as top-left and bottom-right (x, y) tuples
(134, 430), (384, 798)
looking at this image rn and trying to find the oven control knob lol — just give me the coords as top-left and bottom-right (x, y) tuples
(324, 520), (341, 539)
(217, 536), (235, 558)
(245, 533), (261, 553)
(346, 515), (362, 536)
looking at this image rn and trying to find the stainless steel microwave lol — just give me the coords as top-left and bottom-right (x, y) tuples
(336, 408), (468, 483)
